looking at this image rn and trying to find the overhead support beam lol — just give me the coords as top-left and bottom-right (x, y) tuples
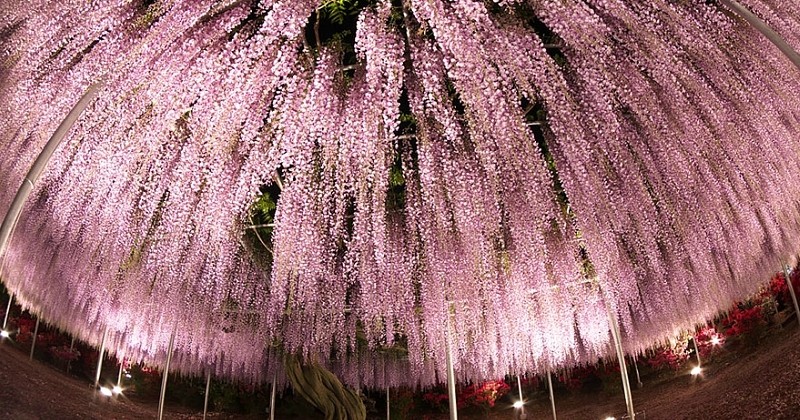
(0, 84), (102, 260)
(720, 0), (800, 70)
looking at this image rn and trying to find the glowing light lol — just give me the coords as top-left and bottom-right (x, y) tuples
(125, 374), (132, 379)
(690, 366), (702, 376)
(0, 330), (9, 338)
(513, 401), (524, 409)
(604, 417), (616, 420)
(112, 385), (123, 394)
(711, 336), (721, 345)
(99, 386), (113, 397)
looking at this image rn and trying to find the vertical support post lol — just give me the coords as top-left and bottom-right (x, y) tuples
(606, 301), (635, 420)
(29, 317), (40, 360)
(203, 371), (211, 420)
(784, 264), (800, 322)
(2, 293), (12, 331)
(516, 375), (527, 420)
(547, 371), (557, 420)
(0, 84), (102, 260)
(157, 329), (176, 420)
(719, 0), (800, 70)
(692, 336), (702, 367)
(117, 360), (124, 389)
(632, 356), (643, 388)
(269, 373), (277, 420)
(67, 336), (76, 372)
(94, 326), (108, 389)
(386, 387), (390, 420)
(445, 339), (457, 420)
(445, 304), (458, 420)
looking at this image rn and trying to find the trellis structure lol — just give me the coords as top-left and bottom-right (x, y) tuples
(2, 2), (800, 419)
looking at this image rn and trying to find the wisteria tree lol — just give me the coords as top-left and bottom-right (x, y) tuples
(1, 0), (800, 413)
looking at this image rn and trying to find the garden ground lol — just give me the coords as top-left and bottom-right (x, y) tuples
(1, 321), (800, 419)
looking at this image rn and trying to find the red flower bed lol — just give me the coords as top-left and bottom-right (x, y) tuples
(458, 380), (510, 409)
(723, 305), (764, 337)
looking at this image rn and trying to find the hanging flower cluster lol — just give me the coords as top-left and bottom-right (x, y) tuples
(1, 0), (800, 387)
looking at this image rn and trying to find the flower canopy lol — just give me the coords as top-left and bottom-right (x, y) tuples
(1, 0), (800, 387)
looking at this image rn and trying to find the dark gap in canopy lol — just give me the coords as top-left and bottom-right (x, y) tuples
(227, 2), (268, 41)
(0, 18), (24, 44)
(512, 2), (568, 66)
(513, 3), (607, 282)
(65, 36), (104, 71)
(132, 0), (167, 28)
(244, 182), (281, 270)
(304, 0), (377, 61)
(386, 87), (417, 216)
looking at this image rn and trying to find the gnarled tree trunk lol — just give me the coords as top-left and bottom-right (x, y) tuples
(284, 355), (366, 420)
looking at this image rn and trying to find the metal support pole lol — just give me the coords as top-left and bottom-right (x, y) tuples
(784, 264), (800, 322)
(117, 360), (124, 388)
(517, 375), (527, 420)
(445, 307), (458, 420)
(692, 336), (702, 367)
(269, 373), (277, 420)
(547, 371), (557, 420)
(0, 84), (102, 260)
(606, 301), (635, 420)
(67, 336), (76, 372)
(157, 330), (176, 420)
(720, 0), (800, 70)
(2, 293), (12, 331)
(29, 317), (40, 360)
(632, 356), (643, 388)
(203, 371), (211, 420)
(445, 339), (457, 420)
(94, 326), (108, 389)
(386, 387), (390, 420)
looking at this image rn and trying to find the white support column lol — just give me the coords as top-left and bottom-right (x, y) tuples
(269, 373), (277, 420)
(445, 305), (458, 420)
(783, 264), (800, 322)
(606, 301), (635, 419)
(67, 336), (76, 372)
(632, 356), (643, 388)
(94, 326), (108, 389)
(516, 375), (527, 420)
(116, 359), (124, 393)
(203, 371), (211, 420)
(386, 387), (390, 420)
(157, 330), (176, 420)
(445, 339), (457, 420)
(547, 371), (557, 420)
(692, 335), (702, 367)
(29, 317), (40, 360)
(2, 293), (12, 332)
